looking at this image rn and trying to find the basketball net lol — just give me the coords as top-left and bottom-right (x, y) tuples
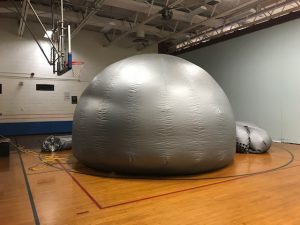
(71, 61), (84, 77)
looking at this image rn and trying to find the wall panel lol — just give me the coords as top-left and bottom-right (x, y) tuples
(180, 18), (300, 143)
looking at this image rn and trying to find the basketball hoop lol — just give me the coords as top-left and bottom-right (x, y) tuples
(71, 61), (84, 77)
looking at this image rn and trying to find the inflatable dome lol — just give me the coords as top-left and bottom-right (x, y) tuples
(72, 54), (236, 175)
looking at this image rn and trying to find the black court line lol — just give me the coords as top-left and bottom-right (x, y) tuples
(17, 151), (41, 225)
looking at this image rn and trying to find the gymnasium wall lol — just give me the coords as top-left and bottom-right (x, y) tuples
(180, 18), (300, 144)
(0, 18), (157, 135)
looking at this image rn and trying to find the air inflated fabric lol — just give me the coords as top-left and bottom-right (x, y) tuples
(236, 125), (250, 153)
(72, 54), (236, 175)
(236, 121), (272, 154)
(41, 135), (72, 152)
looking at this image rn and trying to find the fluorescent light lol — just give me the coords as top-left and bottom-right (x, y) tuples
(108, 21), (116, 26)
(44, 30), (53, 38)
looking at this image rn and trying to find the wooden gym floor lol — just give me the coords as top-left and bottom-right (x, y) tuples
(1, 135), (300, 225)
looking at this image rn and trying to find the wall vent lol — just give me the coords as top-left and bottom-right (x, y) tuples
(36, 84), (54, 91)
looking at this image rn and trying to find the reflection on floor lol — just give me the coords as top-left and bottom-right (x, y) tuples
(1, 136), (300, 225)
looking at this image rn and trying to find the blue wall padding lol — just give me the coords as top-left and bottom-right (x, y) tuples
(68, 52), (72, 69)
(0, 121), (73, 136)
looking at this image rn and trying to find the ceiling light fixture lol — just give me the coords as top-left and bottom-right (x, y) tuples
(44, 30), (53, 39)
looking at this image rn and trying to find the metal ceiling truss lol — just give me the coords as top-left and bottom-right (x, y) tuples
(174, 0), (300, 53)
(155, 0), (261, 45)
(102, 0), (211, 26)
(106, 0), (187, 46)
(0, 2), (172, 38)
(2, 0), (300, 52)
(71, 0), (105, 38)
(17, 0), (29, 36)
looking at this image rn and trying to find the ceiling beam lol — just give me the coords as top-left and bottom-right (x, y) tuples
(102, 0), (220, 27)
(17, 0), (29, 37)
(0, 4), (172, 38)
(106, 0), (189, 46)
(157, 0), (261, 44)
(175, 0), (297, 52)
(179, 0), (261, 34)
(174, 0), (300, 54)
(71, 0), (105, 39)
(107, 13), (160, 46)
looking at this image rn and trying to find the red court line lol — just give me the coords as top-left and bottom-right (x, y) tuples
(103, 164), (300, 209)
(103, 176), (243, 209)
(56, 162), (247, 210)
(57, 160), (103, 209)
